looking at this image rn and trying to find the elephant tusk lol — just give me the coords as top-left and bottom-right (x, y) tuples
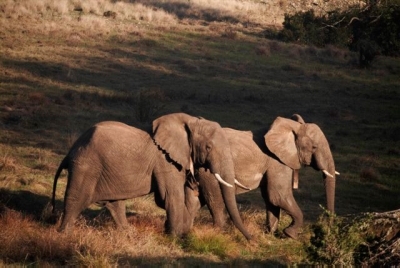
(335, 171), (340, 175)
(214, 173), (233, 188)
(235, 180), (251, 190)
(189, 158), (194, 177)
(322, 170), (334, 178)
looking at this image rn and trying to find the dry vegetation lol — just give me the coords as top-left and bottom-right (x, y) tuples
(0, 0), (399, 266)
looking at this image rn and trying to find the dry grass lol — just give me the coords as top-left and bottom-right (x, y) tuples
(0, 203), (304, 266)
(0, 207), (174, 266)
(0, 0), (360, 29)
(0, 147), (17, 173)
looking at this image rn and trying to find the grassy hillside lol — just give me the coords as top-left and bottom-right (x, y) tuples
(0, 0), (399, 266)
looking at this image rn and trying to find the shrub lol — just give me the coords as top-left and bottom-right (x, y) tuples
(277, 0), (400, 66)
(278, 10), (350, 48)
(305, 207), (370, 265)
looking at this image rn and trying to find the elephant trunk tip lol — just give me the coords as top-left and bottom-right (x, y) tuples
(245, 234), (253, 241)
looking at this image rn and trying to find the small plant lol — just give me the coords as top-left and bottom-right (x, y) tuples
(0, 153), (16, 173)
(222, 27), (237, 39)
(305, 206), (371, 265)
(32, 149), (53, 171)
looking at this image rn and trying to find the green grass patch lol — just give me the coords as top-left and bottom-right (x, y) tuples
(182, 232), (232, 258)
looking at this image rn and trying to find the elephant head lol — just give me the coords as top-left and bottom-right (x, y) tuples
(264, 115), (337, 213)
(152, 113), (252, 240)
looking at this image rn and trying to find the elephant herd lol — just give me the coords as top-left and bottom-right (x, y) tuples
(51, 112), (339, 241)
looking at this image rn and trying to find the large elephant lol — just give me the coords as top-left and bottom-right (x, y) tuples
(197, 114), (338, 239)
(52, 113), (252, 239)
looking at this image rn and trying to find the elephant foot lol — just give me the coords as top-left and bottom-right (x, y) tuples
(283, 226), (300, 239)
(266, 220), (279, 234)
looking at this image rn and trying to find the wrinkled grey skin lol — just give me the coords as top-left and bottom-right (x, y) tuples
(197, 115), (336, 239)
(52, 113), (251, 239)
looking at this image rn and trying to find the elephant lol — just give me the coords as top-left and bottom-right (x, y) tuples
(51, 113), (252, 239)
(197, 114), (338, 239)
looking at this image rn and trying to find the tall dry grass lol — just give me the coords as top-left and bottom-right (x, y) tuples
(0, 202), (303, 266)
(0, 0), (177, 23)
(0, 206), (189, 266)
(0, 0), (356, 29)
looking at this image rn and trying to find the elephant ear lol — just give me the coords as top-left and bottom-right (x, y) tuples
(152, 113), (195, 171)
(264, 117), (302, 170)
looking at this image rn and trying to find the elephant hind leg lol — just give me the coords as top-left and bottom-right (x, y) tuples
(58, 197), (92, 232)
(260, 179), (280, 234)
(265, 165), (303, 239)
(266, 202), (280, 234)
(105, 200), (129, 229)
(266, 196), (303, 239)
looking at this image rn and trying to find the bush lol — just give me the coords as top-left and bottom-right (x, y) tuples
(305, 207), (370, 265)
(277, 0), (400, 66)
(278, 10), (351, 48)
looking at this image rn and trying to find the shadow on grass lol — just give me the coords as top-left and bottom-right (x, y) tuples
(0, 188), (137, 227)
(114, 254), (287, 267)
(0, 189), (50, 220)
(0, 189), (289, 266)
(142, 2), (241, 24)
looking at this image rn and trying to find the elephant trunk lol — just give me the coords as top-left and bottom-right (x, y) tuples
(314, 137), (336, 214)
(220, 182), (252, 240)
(210, 159), (252, 241)
(324, 170), (335, 213)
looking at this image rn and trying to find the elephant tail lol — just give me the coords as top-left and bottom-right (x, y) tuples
(52, 156), (68, 214)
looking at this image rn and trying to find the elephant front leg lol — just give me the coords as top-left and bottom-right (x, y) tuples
(198, 169), (227, 229)
(164, 196), (185, 237)
(162, 182), (187, 237)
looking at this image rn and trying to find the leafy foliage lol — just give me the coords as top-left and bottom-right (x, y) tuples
(278, 0), (400, 66)
(306, 210), (400, 266)
(279, 10), (351, 48)
(357, 210), (400, 266)
(305, 208), (371, 265)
